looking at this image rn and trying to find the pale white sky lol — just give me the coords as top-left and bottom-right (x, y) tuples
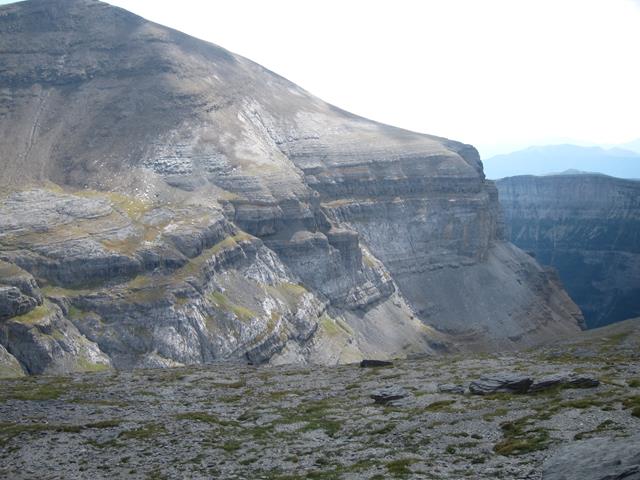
(4, 0), (640, 157)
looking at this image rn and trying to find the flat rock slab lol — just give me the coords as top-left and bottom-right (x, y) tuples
(469, 374), (533, 395)
(542, 434), (640, 480)
(360, 359), (393, 368)
(438, 383), (465, 394)
(530, 373), (600, 392)
(370, 386), (408, 405)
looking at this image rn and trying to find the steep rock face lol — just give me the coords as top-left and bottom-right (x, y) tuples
(0, 0), (582, 374)
(497, 174), (640, 328)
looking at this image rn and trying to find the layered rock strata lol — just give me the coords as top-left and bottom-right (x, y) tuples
(497, 174), (640, 328)
(0, 0), (582, 374)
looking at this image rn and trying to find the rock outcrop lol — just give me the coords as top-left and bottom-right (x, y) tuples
(497, 173), (640, 328)
(542, 435), (640, 480)
(469, 374), (533, 395)
(0, 0), (582, 374)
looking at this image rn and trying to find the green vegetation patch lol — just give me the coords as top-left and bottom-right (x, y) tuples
(385, 458), (418, 477)
(574, 419), (618, 440)
(627, 378), (640, 388)
(319, 315), (354, 338)
(268, 282), (308, 308)
(222, 440), (241, 452)
(76, 357), (111, 373)
(174, 411), (237, 427)
(0, 419), (121, 447)
(424, 399), (457, 412)
(118, 423), (166, 440)
(175, 232), (253, 280)
(208, 291), (256, 321)
(274, 397), (342, 437)
(494, 416), (550, 456)
(622, 396), (640, 417)
(1, 378), (69, 401)
(10, 303), (52, 325)
(483, 407), (508, 421)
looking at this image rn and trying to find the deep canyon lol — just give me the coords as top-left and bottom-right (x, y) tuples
(497, 173), (640, 329)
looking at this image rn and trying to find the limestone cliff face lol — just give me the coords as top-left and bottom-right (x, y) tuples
(0, 0), (582, 375)
(497, 174), (640, 328)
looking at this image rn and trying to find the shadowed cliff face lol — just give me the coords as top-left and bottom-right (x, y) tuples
(0, 0), (582, 375)
(497, 174), (640, 328)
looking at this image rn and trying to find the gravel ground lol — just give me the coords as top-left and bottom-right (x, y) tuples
(1, 319), (639, 479)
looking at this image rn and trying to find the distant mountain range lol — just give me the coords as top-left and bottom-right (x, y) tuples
(483, 143), (640, 179)
(616, 138), (640, 154)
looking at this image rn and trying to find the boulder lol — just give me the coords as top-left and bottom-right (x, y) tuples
(469, 374), (533, 395)
(371, 386), (408, 405)
(530, 373), (600, 392)
(0, 286), (38, 320)
(438, 384), (465, 394)
(565, 375), (600, 389)
(542, 434), (640, 480)
(360, 359), (393, 368)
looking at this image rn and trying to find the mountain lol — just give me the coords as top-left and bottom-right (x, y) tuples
(484, 144), (640, 179)
(616, 138), (640, 154)
(497, 173), (640, 328)
(0, 0), (582, 375)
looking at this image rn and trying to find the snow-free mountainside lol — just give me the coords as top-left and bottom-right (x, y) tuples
(497, 173), (640, 329)
(0, 0), (583, 376)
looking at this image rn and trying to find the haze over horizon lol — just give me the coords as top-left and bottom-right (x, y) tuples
(1, 0), (639, 158)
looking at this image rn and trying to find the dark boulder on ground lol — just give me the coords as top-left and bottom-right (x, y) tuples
(469, 372), (600, 395)
(360, 359), (393, 368)
(469, 374), (533, 395)
(530, 373), (600, 392)
(370, 386), (408, 405)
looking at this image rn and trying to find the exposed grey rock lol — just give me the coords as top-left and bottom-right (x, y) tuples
(0, 286), (37, 320)
(360, 359), (393, 368)
(0, 260), (43, 304)
(542, 434), (640, 480)
(0, 301), (111, 375)
(0, 261), (42, 320)
(530, 373), (600, 392)
(438, 383), (466, 394)
(566, 375), (600, 389)
(0, 343), (24, 378)
(370, 386), (409, 405)
(497, 174), (640, 328)
(469, 374), (533, 395)
(0, 0), (584, 373)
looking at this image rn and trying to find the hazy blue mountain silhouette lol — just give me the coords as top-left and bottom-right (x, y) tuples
(484, 144), (640, 179)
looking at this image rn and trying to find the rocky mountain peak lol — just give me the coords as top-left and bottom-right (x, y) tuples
(0, 0), (582, 376)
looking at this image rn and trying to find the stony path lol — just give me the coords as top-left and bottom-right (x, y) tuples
(1, 320), (639, 479)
